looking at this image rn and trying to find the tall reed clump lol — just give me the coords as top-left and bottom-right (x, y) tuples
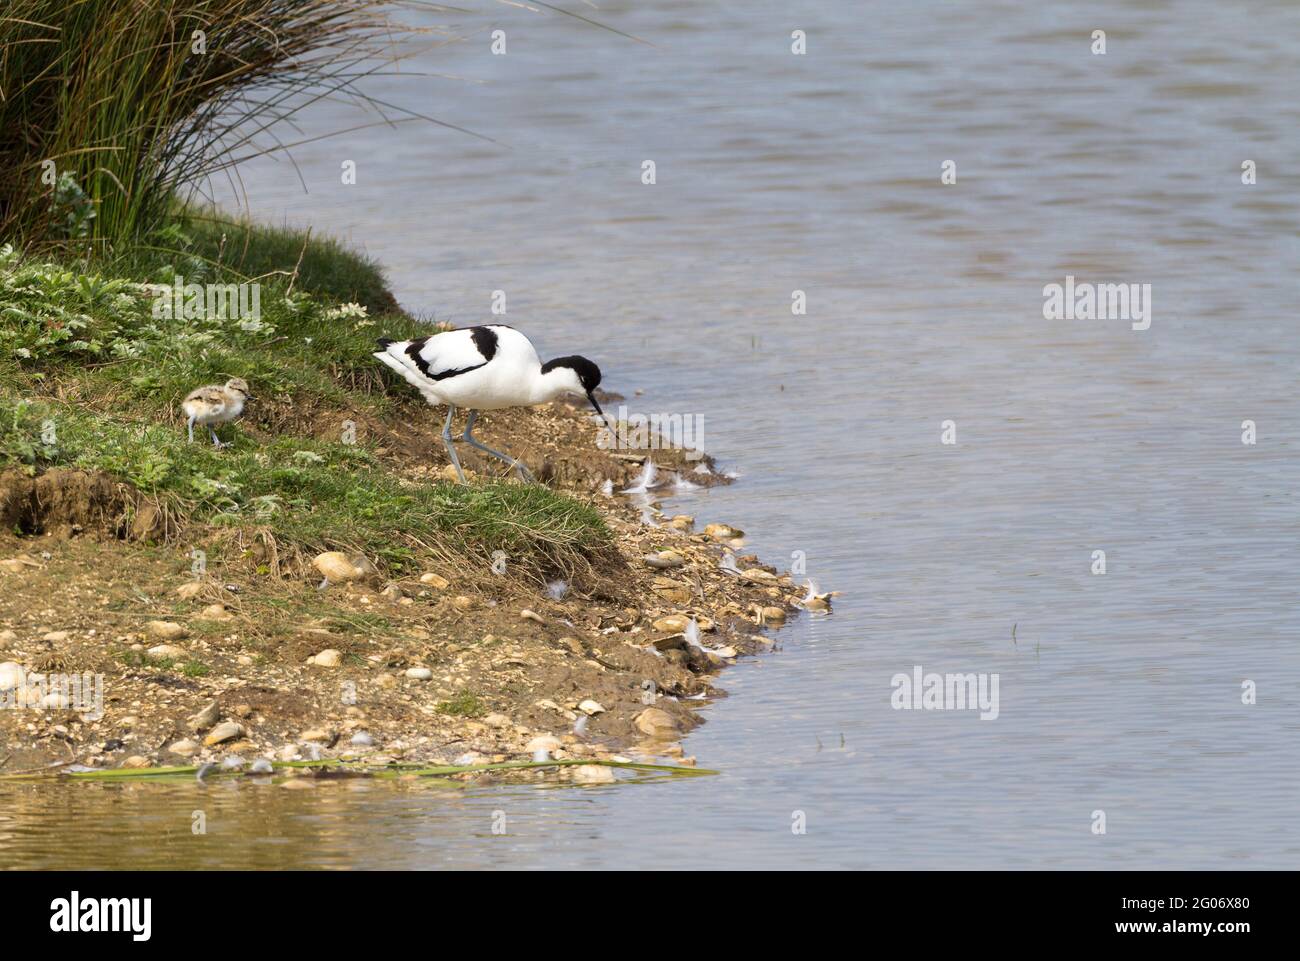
(0, 1), (409, 250)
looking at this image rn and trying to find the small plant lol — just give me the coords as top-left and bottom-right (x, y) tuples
(51, 172), (96, 240)
(437, 692), (486, 719)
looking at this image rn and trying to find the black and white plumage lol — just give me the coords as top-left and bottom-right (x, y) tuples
(373, 325), (605, 482)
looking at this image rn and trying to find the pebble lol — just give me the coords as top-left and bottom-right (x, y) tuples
(799, 588), (836, 613)
(525, 735), (563, 754)
(650, 577), (692, 605)
(704, 523), (744, 541)
(310, 649), (342, 668)
(520, 609), (545, 624)
(350, 732), (375, 747)
(761, 606), (787, 623)
(43, 630), (71, 643)
(405, 667), (433, 681)
(0, 661), (25, 691)
(482, 713), (511, 729)
(312, 551), (365, 583)
(146, 644), (187, 661)
(634, 708), (678, 737)
(652, 615), (690, 633)
(203, 721), (244, 746)
(571, 764), (616, 785)
(375, 673), (398, 689)
(145, 621), (188, 641)
(168, 739), (200, 757)
(187, 700), (220, 732)
(200, 604), (234, 621)
(578, 699), (606, 716)
(643, 550), (686, 570)
(120, 756), (152, 769)
(0, 629), (17, 644)
(176, 582), (205, 600)
(300, 728), (335, 744)
(419, 572), (450, 589)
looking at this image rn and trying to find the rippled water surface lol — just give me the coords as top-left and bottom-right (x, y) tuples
(5, 0), (1298, 869)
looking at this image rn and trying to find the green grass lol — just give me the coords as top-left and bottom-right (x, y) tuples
(436, 691), (486, 719)
(116, 650), (171, 671)
(0, 389), (609, 575)
(0, 239), (611, 579)
(0, 237), (428, 408)
(0, 1), (406, 247)
(181, 214), (399, 315)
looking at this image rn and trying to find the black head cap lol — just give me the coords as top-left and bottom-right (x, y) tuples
(541, 355), (602, 393)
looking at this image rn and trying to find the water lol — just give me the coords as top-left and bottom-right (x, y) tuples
(5, 0), (1299, 868)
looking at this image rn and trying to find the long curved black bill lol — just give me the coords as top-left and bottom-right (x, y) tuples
(589, 391), (615, 435)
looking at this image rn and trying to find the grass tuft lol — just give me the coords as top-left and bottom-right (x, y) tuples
(436, 691), (486, 719)
(0, 1), (413, 247)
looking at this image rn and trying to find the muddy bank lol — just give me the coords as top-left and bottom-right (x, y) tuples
(0, 468), (171, 541)
(0, 399), (816, 778)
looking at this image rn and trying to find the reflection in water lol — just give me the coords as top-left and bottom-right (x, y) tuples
(0, 775), (689, 870)
(6, 1), (1299, 868)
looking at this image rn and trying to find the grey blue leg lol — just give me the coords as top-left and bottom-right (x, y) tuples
(442, 405), (466, 483)
(208, 426), (223, 448)
(187, 416), (196, 444)
(463, 410), (534, 483)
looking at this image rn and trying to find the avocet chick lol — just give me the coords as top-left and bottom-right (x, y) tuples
(182, 378), (249, 448)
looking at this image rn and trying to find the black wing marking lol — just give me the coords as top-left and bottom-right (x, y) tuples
(405, 327), (500, 382)
(404, 337), (433, 378)
(470, 326), (499, 361)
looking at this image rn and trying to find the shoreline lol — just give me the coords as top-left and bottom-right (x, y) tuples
(0, 396), (807, 780)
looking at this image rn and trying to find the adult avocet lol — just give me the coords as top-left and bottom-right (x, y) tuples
(373, 325), (605, 483)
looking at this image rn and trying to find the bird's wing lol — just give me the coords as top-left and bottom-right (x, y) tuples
(486, 324), (541, 367)
(184, 387), (227, 415)
(375, 327), (500, 388)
